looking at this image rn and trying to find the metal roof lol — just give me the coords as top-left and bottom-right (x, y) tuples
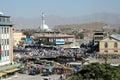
(111, 34), (120, 41)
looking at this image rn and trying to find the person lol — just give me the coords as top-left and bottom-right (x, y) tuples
(59, 75), (63, 80)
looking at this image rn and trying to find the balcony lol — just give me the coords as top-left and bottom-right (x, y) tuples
(0, 21), (12, 26)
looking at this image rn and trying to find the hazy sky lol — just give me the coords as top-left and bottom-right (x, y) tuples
(0, 0), (120, 18)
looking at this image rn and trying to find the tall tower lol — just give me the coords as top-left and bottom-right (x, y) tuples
(40, 12), (49, 31)
(41, 12), (45, 31)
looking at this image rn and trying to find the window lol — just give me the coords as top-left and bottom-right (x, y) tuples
(0, 17), (3, 22)
(4, 27), (6, 34)
(6, 18), (10, 22)
(2, 27), (3, 34)
(114, 50), (118, 52)
(5, 39), (9, 45)
(0, 17), (2, 22)
(7, 39), (9, 45)
(7, 50), (9, 56)
(104, 42), (108, 48)
(6, 27), (9, 33)
(5, 50), (7, 56)
(1, 39), (4, 45)
(3, 18), (5, 22)
(114, 42), (118, 48)
(104, 50), (108, 52)
(4, 39), (6, 45)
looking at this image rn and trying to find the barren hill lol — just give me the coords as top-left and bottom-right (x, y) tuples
(54, 22), (108, 31)
(13, 13), (120, 29)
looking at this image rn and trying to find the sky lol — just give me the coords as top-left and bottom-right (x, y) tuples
(0, 0), (120, 18)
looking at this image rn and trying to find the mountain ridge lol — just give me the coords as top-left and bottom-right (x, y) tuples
(12, 13), (120, 29)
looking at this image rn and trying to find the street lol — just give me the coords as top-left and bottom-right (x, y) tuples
(6, 73), (61, 80)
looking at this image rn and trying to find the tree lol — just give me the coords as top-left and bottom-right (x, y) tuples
(67, 74), (82, 80)
(22, 29), (37, 38)
(78, 33), (84, 39)
(23, 31), (32, 38)
(67, 63), (120, 80)
(80, 63), (108, 80)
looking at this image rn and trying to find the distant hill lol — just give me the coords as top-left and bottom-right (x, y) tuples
(12, 13), (120, 29)
(54, 22), (108, 31)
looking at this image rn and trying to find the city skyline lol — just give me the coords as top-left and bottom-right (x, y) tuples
(0, 0), (120, 18)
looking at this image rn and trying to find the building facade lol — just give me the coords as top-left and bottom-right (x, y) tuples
(0, 13), (13, 66)
(99, 34), (120, 54)
(0, 12), (22, 79)
(13, 29), (26, 46)
(93, 31), (107, 45)
(34, 33), (75, 43)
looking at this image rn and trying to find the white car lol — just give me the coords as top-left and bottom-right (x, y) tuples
(42, 77), (51, 80)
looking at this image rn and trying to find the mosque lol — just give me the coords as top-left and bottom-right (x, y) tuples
(40, 12), (51, 31)
(34, 13), (75, 45)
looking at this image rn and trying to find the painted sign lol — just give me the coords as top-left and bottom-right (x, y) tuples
(54, 39), (65, 45)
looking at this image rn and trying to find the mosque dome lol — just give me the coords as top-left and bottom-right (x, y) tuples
(42, 24), (49, 30)
(41, 24), (49, 31)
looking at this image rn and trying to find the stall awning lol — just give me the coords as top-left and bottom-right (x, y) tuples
(0, 72), (6, 77)
(4, 68), (20, 73)
(55, 66), (63, 69)
(0, 63), (22, 72)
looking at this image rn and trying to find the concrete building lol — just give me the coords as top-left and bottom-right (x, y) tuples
(13, 29), (26, 46)
(93, 30), (107, 45)
(99, 34), (120, 54)
(34, 33), (75, 43)
(0, 12), (13, 65)
(0, 12), (22, 79)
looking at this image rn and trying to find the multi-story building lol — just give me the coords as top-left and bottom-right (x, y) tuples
(13, 29), (26, 46)
(0, 12), (22, 79)
(0, 12), (13, 65)
(92, 31), (107, 51)
(99, 34), (120, 54)
(93, 31), (107, 45)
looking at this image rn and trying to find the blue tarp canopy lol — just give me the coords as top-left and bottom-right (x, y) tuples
(25, 38), (32, 43)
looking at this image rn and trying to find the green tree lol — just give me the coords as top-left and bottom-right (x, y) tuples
(80, 63), (107, 80)
(78, 33), (84, 39)
(23, 31), (32, 38)
(68, 74), (82, 80)
(67, 63), (120, 80)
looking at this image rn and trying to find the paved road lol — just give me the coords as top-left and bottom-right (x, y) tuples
(6, 73), (61, 80)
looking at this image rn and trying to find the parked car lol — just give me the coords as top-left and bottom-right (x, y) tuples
(29, 68), (40, 75)
(35, 62), (43, 65)
(42, 69), (52, 76)
(42, 77), (51, 80)
(18, 68), (29, 74)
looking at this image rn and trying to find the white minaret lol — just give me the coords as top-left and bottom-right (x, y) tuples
(40, 12), (49, 31)
(41, 12), (45, 31)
